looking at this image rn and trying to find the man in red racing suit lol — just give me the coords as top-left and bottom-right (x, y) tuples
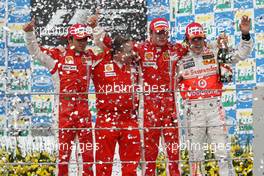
(135, 18), (187, 176)
(92, 35), (141, 176)
(24, 20), (95, 175)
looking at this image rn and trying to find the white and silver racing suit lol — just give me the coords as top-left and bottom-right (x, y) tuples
(177, 37), (253, 175)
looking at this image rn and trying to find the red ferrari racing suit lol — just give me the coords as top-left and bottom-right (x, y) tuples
(135, 41), (187, 176)
(92, 49), (140, 176)
(25, 32), (95, 176)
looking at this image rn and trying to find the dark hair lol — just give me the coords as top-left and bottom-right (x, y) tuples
(112, 35), (130, 55)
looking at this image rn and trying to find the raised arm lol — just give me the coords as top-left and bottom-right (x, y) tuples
(232, 15), (254, 63)
(23, 18), (57, 71)
(87, 9), (112, 50)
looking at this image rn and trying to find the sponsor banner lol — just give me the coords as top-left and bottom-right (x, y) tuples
(31, 69), (54, 92)
(175, 0), (193, 16)
(236, 89), (253, 109)
(256, 33), (264, 58)
(0, 42), (5, 66)
(194, 0), (214, 14)
(0, 94), (5, 115)
(222, 85), (236, 109)
(235, 59), (256, 85)
(255, 8), (264, 33)
(7, 116), (30, 136)
(147, 0), (170, 21)
(32, 95), (54, 115)
(175, 15), (194, 41)
(195, 13), (215, 40)
(256, 58), (264, 85)
(31, 116), (53, 128)
(215, 11), (235, 36)
(170, 21), (177, 42)
(236, 108), (253, 134)
(0, 0), (5, 19)
(215, 0), (232, 11)
(31, 0), (146, 45)
(256, 0), (264, 7)
(8, 0), (30, 23)
(6, 69), (31, 93)
(7, 23), (26, 46)
(7, 95), (32, 116)
(0, 19), (4, 42)
(225, 109), (236, 135)
(0, 67), (5, 93)
(234, 0), (253, 9)
(8, 47), (30, 69)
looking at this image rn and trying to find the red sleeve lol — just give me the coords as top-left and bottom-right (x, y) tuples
(173, 43), (188, 59)
(40, 47), (61, 60)
(103, 34), (112, 49)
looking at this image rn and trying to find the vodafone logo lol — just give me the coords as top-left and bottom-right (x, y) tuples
(198, 79), (207, 88)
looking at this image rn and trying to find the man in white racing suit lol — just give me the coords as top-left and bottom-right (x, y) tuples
(176, 15), (253, 175)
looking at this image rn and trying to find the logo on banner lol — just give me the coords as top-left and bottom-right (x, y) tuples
(177, 0), (192, 14)
(255, 14), (264, 25)
(236, 60), (256, 84)
(195, 14), (214, 37)
(215, 16), (234, 35)
(195, 0), (214, 13)
(216, 0), (232, 10)
(33, 75), (53, 87)
(234, 0), (253, 8)
(0, 48), (4, 66)
(237, 90), (252, 103)
(32, 95), (53, 114)
(256, 34), (264, 57)
(147, 4), (169, 16)
(255, 10), (264, 32)
(8, 51), (30, 69)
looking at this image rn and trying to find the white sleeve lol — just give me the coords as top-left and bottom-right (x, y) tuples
(24, 31), (56, 71)
(231, 38), (253, 63)
(92, 26), (107, 50)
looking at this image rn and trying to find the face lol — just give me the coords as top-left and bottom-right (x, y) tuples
(150, 30), (169, 47)
(114, 41), (135, 64)
(68, 37), (88, 52)
(189, 37), (206, 54)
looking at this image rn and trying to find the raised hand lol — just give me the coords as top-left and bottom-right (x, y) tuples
(23, 17), (35, 32)
(239, 15), (251, 35)
(87, 8), (100, 28)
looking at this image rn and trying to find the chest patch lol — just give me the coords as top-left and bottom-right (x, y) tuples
(104, 64), (114, 72)
(183, 58), (195, 69)
(144, 52), (154, 61)
(202, 54), (215, 65)
(143, 62), (157, 68)
(163, 51), (170, 61)
(65, 56), (74, 64)
(62, 65), (77, 71)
